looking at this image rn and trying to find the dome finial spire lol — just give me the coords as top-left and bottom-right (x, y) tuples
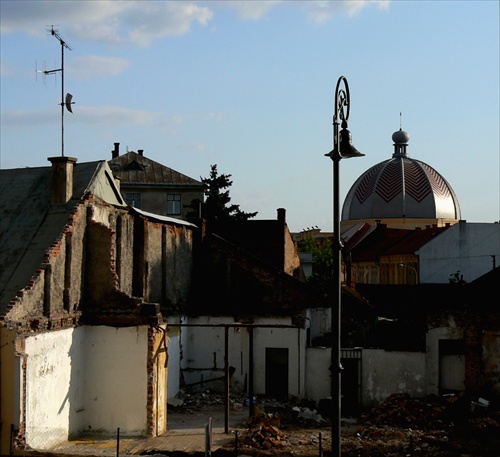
(392, 117), (410, 158)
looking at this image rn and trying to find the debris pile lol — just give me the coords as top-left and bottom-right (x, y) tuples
(239, 414), (290, 449)
(358, 393), (451, 429)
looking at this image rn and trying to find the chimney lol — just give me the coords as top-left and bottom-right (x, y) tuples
(277, 208), (286, 225)
(112, 142), (120, 159)
(138, 149), (144, 156)
(48, 156), (77, 205)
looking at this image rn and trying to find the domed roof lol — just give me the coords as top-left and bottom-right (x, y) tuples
(342, 128), (461, 221)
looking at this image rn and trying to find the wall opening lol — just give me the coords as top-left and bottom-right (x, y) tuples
(265, 348), (288, 400)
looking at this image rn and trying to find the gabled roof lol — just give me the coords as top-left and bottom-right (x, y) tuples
(348, 224), (449, 262)
(342, 222), (376, 252)
(0, 160), (125, 312)
(108, 151), (205, 188)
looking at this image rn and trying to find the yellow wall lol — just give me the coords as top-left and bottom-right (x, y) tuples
(0, 327), (18, 455)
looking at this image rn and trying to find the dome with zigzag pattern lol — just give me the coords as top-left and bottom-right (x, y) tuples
(342, 129), (461, 223)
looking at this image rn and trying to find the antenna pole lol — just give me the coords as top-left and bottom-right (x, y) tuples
(44, 26), (72, 157)
(61, 35), (65, 156)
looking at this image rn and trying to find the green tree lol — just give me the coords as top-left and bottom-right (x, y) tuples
(300, 235), (334, 293)
(201, 164), (257, 224)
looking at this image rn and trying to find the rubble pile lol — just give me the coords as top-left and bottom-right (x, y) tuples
(239, 414), (290, 450)
(171, 389), (500, 456)
(358, 393), (451, 429)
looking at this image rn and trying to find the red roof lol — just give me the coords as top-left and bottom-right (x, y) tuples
(347, 224), (449, 262)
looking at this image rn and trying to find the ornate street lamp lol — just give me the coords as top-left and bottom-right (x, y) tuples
(325, 76), (364, 457)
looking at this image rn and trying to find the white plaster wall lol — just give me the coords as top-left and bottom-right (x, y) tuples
(426, 323), (464, 395)
(417, 222), (500, 284)
(22, 324), (153, 451)
(180, 316), (305, 398)
(252, 323), (306, 398)
(83, 326), (148, 436)
(305, 346), (331, 401)
(308, 308), (331, 342)
(25, 328), (81, 449)
(165, 323), (181, 401)
(180, 316), (253, 393)
(362, 349), (426, 408)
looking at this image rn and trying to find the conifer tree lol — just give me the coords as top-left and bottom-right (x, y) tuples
(200, 164), (257, 223)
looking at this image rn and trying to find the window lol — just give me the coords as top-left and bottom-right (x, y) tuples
(167, 194), (181, 215)
(126, 193), (141, 208)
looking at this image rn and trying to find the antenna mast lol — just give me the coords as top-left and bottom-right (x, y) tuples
(42, 26), (74, 157)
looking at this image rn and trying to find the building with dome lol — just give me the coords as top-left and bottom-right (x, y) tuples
(294, 127), (498, 286)
(341, 128), (462, 233)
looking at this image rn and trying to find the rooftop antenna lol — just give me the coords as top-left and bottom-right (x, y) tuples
(38, 26), (75, 157)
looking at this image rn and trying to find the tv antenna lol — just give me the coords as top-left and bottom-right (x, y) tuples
(37, 26), (75, 157)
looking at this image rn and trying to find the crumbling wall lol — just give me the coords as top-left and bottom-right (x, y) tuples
(483, 330), (500, 396)
(163, 224), (193, 308)
(284, 227), (302, 278)
(362, 348), (426, 408)
(426, 317), (464, 395)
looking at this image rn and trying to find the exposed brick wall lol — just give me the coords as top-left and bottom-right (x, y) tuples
(146, 326), (156, 436)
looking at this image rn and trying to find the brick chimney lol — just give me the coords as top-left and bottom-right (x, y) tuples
(48, 156), (77, 205)
(112, 142), (120, 158)
(277, 208), (286, 225)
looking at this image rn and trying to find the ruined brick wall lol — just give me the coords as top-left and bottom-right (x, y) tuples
(4, 197), (195, 332)
(284, 226), (302, 278)
(482, 330), (500, 396)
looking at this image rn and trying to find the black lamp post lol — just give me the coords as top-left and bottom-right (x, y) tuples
(325, 76), (364, 457)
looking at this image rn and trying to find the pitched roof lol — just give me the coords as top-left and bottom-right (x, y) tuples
(108, 151), (205, 188)
(0, 160), (124, 312)
(348, 224), (449, 262)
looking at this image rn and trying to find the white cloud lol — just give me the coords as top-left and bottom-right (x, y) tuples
(207, 0), (391, 23)
(306, 0), (391, 24)
(124, 2), (213, 46)
(1, 106), (165, 128)
(76, 105), (164, 126)
(212, 0), (284, 20)
(70, 55), (131, 80)
(0, 1), (213, 46)
(1, 0), (391, 47)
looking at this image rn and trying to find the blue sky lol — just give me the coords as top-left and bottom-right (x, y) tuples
(1, 0), (498, 232)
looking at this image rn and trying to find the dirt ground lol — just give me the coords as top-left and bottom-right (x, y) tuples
(28, 391), (500, 456)
(236, 421), (500, 457)
(179, 391), (500, 457)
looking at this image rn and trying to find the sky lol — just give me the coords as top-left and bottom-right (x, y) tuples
(1, 0), (499, 233)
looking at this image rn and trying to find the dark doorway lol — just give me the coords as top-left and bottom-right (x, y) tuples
(341, 349), (362, 416)
(265, 348), (288, 400)
(439, 339), (465, 394)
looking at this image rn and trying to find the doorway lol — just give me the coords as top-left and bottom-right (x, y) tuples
(265, 348), (288, 400)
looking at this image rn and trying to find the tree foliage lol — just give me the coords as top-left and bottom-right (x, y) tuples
(301, 235), (334, 293)
(201, 164), (257, 224)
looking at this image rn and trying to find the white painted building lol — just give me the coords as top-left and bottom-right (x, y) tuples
(417, 221), (500, 284)
(22, 325), (166, 449)
(167, 316), (308, 401)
